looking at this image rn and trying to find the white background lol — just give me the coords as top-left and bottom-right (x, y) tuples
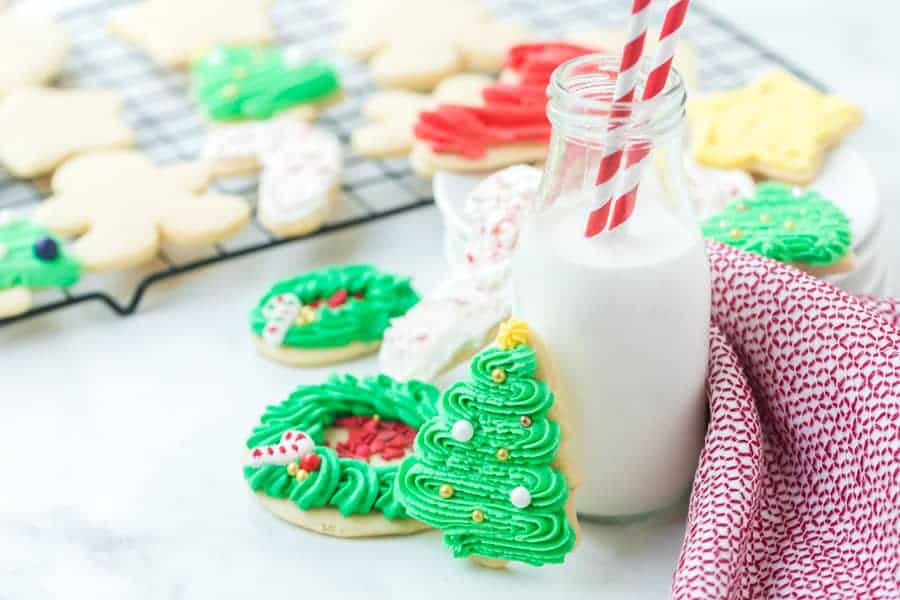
(1, 1), (897, 598)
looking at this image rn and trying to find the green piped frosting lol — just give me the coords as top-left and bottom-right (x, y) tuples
(192, 45), (340, 121)
(250, 264), (420, 349)
(244, 374), (439, 519)
(702, 182), (852, 266)
(0, 219), (80, 290)
(396, 342), (576, 566)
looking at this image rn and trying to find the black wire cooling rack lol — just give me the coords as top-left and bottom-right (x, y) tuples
(0, 0), (823, 326)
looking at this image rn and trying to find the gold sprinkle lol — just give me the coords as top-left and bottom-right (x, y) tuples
(471, 509), (485, 523)
(439, 484), (454, 499)
(296, 469), (309, 482)
(299, 306), (317, 323)
(286, 462), (299, 477)
(491, 368), (507, 384)
(496, 448), (510, 462)
(784, 220), (797, 231)
(729, 228), (743, 240)
(759, 214), (772, 224)
(220, 83), (239, 99)
(735, 203), (749, 212)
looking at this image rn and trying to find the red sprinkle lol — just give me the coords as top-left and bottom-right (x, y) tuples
(328, 289), (349, 308)
(300, 453), (322, 472)
(329, 416), (417, 462)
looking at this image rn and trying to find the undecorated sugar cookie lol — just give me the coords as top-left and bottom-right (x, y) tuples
(192, 45), (341, 122)
(396, 318), (579, 567)
(109, 0), (274, 68)
(34, 151), (250, 271)
(0, 88), (134, 178)
(689, 70), (863, 184)
(0, 218), (80, 318)
(244, 374), (438, 537)
(352, 73), (491, 158)
(702, 182), (854, 277)
(379, 276), (511, 383)
(250, 265), (419, 367)
(338, 0), (526, 90)
(0, 15), (70, 95)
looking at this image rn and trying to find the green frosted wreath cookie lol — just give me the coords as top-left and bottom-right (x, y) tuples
(192, 45), (341, 121)
(0, 218), (80, 318)
(243, 373), (439, 538)
(702, 182), (854, 276)
(396, 319), (579, 568)
(250, 264), (420, 367)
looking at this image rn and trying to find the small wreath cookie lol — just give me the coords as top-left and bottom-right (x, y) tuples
(192, 45), (341, 122)
(250, 265), (420, 367)
(243, 374), (439, 537)
(702, 182), (854, 277)
(0, 218), (80, 318)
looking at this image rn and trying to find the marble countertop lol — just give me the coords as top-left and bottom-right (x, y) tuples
(2, 1), (896, 598)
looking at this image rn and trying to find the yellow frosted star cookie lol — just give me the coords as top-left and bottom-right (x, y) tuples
(688, 70), (862, 184)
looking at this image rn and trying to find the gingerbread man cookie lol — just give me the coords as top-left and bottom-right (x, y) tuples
(338, 0), (526, 90)
(34, 151), (250, 271)
(0, 88), (134, 178)
(352, 73), (492, 158)
(689, 70), (863, 184)
(0, 15), (69, 96)
(0, 217), (80, 319)
(109, 0), (274, 68)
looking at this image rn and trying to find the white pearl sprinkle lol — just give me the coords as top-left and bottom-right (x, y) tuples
(451, 420), (474, 443)
(509, 486), (532, 509)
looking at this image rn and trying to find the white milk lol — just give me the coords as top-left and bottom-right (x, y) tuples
(513, 180), (710, 517)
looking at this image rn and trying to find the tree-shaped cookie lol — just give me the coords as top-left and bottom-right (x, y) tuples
(109, 0), (274, 68)
(352, 73), (491, 158)
(338, 0), (526, 90)
(702, 182), (854, 277)
(192, 45), (341, 122)
(396, 318), (578, 567)
(0, 218), (80, 318)
(34, 151), (250, 271)
(0, 15), (69, 96)
(0, 88), (134, 178)
(689, 70), (862, 184)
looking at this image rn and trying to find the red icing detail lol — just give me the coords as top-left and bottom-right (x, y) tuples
(266, 447), (274, 455)
(328, 289), (349, 308)
(505, 42), (599, 86)
(300, 453), (322, 471)
(251, 449), (262, 458)
(353, 291), (364, 299)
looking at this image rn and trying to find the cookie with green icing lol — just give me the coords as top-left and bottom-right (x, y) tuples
(396, 318), (579, 568)
(243, 373), (439, 537)
(702, 182), (854, 276)
(0, 218), (80, 318)
(250, 264), (420, 366)
(192, 45), (341, 121)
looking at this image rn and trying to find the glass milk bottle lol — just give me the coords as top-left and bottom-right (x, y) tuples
(512, 55), (710, 518)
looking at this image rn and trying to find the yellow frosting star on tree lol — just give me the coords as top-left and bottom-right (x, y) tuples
(497, 318), (529, 350)
(688, 69), (862, 185)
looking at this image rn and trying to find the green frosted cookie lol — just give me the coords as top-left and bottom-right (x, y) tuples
(702, 182), (853, 273)
(243, 373), (439, 537)
(192, 45), (340, 121)
(396, 318), (578, 567)
(0, 218), (80, 317)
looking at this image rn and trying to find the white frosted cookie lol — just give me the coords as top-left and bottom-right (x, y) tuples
(0, 15), (70, 95)
(338, 0), (524, 90)
(257, 126), (342, 237)
(379, 277), (511, 383)
(0, 88), (134, 178)
(352, 73), (491, 158)
(109, 0), (274, 68)
(684, 158), (755, 220)
(34, 151), (250, 271)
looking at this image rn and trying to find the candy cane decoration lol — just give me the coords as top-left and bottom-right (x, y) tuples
(250, 430), (315, 466)
(261, 293), (302, 346)
(585, 0), (692, 236)
(584, 0), (652, 237)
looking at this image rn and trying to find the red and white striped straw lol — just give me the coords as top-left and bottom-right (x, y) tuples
(585, 0), (691, 237)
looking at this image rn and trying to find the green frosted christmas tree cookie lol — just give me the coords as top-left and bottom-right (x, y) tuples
(702, 182), (854, 276)
(192, 44), (341, 121)
(250, 264), (420, 367)
(0, 218), (80, 318)
(243, 373), (439, 538)
(396, 318), (579, 568)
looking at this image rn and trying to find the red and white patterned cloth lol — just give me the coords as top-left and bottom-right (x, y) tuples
(673, 243), (900, 598)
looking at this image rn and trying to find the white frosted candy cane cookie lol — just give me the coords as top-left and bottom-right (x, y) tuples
(379, 277), (511, 382)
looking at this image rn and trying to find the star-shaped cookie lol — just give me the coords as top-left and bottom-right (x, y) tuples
(0, 15), (70, 95)
(688, 69), (863, 184)
(338, 0), (526, 90)
(34, 151), (250, 271)
(0, 87), (134, 178)
(109, 0), (275, 68)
